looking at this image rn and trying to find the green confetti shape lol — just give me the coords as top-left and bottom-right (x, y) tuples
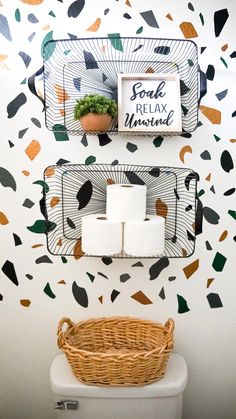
(177, 294), (190, 313)
(27, 220), (56, 234)
(53, 124), (69, 141)
(153, 136), (164, 147)
(220, 57), (228, 68)
(188, 59), (194, 67)
(214, 134), (221, 142)
(33, 180), (49, 193)
(85, 155), (96, 165)
(107, 33), (123, 52)
(44, 283), (56, 299)
(181, 105), (188, 116)
(86, 272), (95, 282)
(228, 210), (236, 220)
(42, 31), (55, 61)
(136, 26), (143, 34)
(61, 256), (67, 263)
(15, 9), (21, 22)
(212, 252), (227, 272)
(49, 11), (56, 17)
(199, 13), (204, 25)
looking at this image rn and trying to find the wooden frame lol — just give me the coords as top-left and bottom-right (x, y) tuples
(118, 73), (182, 133)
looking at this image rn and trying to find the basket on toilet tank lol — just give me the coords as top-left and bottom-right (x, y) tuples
(57, 316), (174, 387)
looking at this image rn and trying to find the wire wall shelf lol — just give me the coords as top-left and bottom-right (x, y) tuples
(41, 37), (207, 136)
(42, 163), (202, 258)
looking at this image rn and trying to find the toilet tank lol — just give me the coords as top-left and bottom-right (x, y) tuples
(50, 353), (187, 419)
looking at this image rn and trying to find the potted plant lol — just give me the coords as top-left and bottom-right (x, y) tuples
(74, 94), (118, 132)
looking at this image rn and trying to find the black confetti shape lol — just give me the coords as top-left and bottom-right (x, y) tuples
(31, 118), (41, 128)
(73, 77), (81, 91)
(149, 167), (160, 177)
(195, 198), (203, 236)
(124, 13), (131, 19)
(224, 187), (235, 196)
(203, 207), (220, 224)
(35, 255), (53, 264)
(0, 167), (16, 191)
(2, 260), (19, 285)
(19, 51), (31, 68)
(0, 14), (12, 41)
(200, 150), (211, 160)
(56, 158), (70, 165)
(230, 51), (236, 58)
(104, 8), (110, 15)
(132, 261), (144, 267)
(185, 172), (197, 191)
(124, 171), (145, 185)
(13, 233), (22, 246)
(68, 0), (85, 17)
(180, 79), (190, 96)
(76, 180), (93, 210)
(201, 47), (206, 54)
(67, 217), (76, 229)
(140, 10), (159, 28)
(83, 50), (99, 69)
(72, 281), (88, 308)
(216, 89), (228, 101)
(207, 293), (223, 308)
(7, 93), (27, 118)
(8, 141), (14, 148)
(28, 13), (38, 23)
(0, 293), (3, 301)
(188, 2), (194, 11)
(98, 133), (112, 146)
(28, 32), (36, 42)
(206, 65), (215, 81)
(18, 128), (28, 139)
(168, 276), (176, 281)
(159, 287), (165, 300)
(111, 289), (120, 302)
(149, 257), (169, 280)
(25, 274), (33, 280)
(187, 230), (195, 241)
(154, 46), (170, 55)
(205, 241), (212, 250)
(97, 272), (108, 279)
(220, 150), (234, 173)
(120, 273), (131, 282)
(133, 44), (143, 52)
(102, 257), (113, 265)
(126, 142), (138, 153)
(81, 133), (88, 147)
(23, 198), (34, 208)
(214, 9), (229, 37)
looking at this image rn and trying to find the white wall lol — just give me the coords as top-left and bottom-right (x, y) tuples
(0, 1), (236, 418)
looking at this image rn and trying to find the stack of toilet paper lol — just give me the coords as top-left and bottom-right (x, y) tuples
(81, 184), (165, 257)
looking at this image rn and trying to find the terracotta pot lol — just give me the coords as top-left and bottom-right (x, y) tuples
(79, 113), (112, 132)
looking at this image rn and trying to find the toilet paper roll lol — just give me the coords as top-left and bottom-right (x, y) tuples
(106, 183), (147, 222)
(124, 215), (165, 257)
(81, 214), (123, 256)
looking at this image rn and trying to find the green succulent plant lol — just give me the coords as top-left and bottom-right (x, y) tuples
(74, 94), (118, 120)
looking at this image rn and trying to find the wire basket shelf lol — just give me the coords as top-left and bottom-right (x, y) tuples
(42, 163), (202, 258)
(42, 37), (206, 136)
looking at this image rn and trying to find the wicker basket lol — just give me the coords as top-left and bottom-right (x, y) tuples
(57, 316), (174, 387)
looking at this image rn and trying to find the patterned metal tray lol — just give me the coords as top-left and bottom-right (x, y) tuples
(42, 163), (202, 258)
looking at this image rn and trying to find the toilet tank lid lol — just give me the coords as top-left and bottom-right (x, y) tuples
(50, 353), (187, 399)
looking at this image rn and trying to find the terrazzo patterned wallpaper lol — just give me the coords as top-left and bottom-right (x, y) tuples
(0, 1), (236, 419)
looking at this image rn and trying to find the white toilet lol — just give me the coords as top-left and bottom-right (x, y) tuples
(50, 353), (187, 419)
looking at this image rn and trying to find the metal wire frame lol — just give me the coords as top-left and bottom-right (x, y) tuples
(43, 163), (199, 258)
(43, 37), (199, 135)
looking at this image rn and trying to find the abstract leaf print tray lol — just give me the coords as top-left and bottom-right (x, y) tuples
(43, 163), (202, 258)
(42, 37), (206, 135)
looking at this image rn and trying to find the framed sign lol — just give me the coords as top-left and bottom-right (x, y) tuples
(118, 73), (182, 132)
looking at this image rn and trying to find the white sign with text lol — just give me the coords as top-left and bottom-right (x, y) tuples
(118, 73), (182, 132)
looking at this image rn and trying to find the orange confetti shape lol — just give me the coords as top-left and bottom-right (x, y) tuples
(57, 239), (62, 246)
(55, 84), (70, 104)
(86, 18), (101, 32)
(219, 230), (228, 242)
(125, 0), (132, 6)
(200, 105), (221, 124)
(166, 13), (173, 21)
(59, 109), (65, 117)
(221, 44), (228, 51)
(0, 54), (9, 69)
(73, 239), (84, 260)
(98, 295), (103, 304)
(155, 198), (168, 218)
(25, 140), (41, 160)
(32, 244), (43, 248)
(45, 167), (55, 177)
(179, 22), (198, 38)
(50, 196), (60, 208)
(0, 212), (9, 225)
(22, 170), (30, 176)
(42, 25), (50, 31)
(20, 0), (44, 4)
(145, 67), (155, 73)
(20, 299), (31, 307)
(182, 249), (188, 257)
(58, 280), (66, 284)
(207, 278), (214, 288)
(205, 173), (211, 181)
(230, 139), (236, 143)
(131, 291), (153, 305)
(179, 145), (192, 163)
(106, 178), (115, 185)
(183, 259), (199, 279)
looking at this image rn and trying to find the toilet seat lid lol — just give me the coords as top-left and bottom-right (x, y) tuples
(50, 353), (187, 398)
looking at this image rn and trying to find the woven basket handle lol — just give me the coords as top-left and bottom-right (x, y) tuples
(164, 318), (175, 350)
(57, 317), (75, 349)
